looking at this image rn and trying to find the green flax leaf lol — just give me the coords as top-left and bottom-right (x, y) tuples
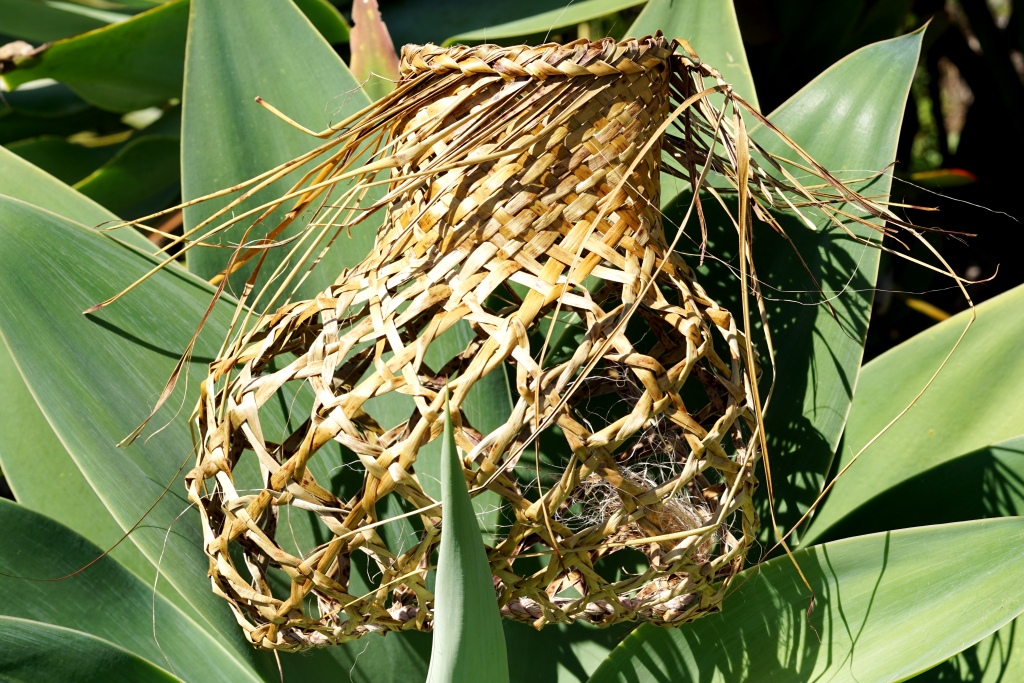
(0, 145), (161, 593)
(0, 617), (180, 683)
(0, 196), (274, 672)
(0, 0), (119, 43)
(588, 518), (1024, 682)
(5, 135), (122, 186)
(74, 134), (181, 219)
(801, 284), (1024, 683)
(2, 0), (189, 112)
(0, 498), (264, 682)
(804, 284), (1024, 544)
(426, 394), (510, 683)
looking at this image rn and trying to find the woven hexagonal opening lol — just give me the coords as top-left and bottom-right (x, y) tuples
(185, 35), (761, 650)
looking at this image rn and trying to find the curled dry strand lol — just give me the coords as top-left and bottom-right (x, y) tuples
(96, 34), (950, 650)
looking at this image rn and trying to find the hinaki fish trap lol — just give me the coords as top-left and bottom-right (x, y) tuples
(163, 34), (902, 650)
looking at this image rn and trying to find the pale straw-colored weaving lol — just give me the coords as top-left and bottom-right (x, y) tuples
(176, 34), (899, 650)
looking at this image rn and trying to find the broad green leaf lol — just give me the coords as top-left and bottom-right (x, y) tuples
(0, 196), (270, 671)
(182, 0), (373, 297)
(0, 617), (179, 683)
(350, 0), (399, 101)
(796, 288), (1024, 683)
(0, 498), (265, 682)
(628, 0), (758, 109)
(75, 134), (180, 219)
(0, 0), (118, 43)
(2, 0), (189, 112)
(0, 343), (158, 587)
(804, 284), (1024, 544)
(808, 441), (1024, 679)
(669, 31), (923, 542)
(750, 32), (923, 540)
(0, 192), (429, 681)
(1, 0), (350, 113)
(587, 518), (1024, 682)
(914, 618), (1024, 682)
(426, 397), (509, 683)
(5, 134), (121, 185)
(0, 146), (158, 586)
(817, 435), (1024, 542)
(444, 0), (646, 45)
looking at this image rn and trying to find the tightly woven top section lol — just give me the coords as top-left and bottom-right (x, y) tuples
(399, 34), (675, 80)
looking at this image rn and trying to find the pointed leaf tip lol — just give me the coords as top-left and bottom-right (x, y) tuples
(427, 389), (509, 683)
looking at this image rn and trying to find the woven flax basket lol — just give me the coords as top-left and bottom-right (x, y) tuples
(186, 35), (763, 650)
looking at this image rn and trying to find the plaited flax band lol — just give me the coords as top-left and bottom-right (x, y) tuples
(187, 35), (761, 651)
(401, 36), (673, 79)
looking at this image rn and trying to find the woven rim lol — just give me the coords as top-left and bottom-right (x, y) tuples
(399, 35), (676, 80)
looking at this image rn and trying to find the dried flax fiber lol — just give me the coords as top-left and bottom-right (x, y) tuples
(181, 34), (897, 650)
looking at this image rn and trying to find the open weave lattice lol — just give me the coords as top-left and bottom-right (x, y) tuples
(186, 35), (761, 650)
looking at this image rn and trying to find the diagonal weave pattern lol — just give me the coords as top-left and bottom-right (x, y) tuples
(186, 35), (761, 650)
